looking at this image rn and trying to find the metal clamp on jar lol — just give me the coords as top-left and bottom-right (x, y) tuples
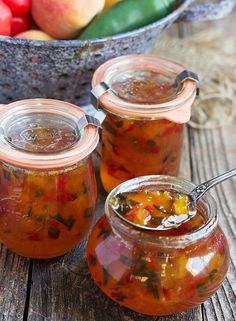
(0, 98), (101, 258)
(91, 55), (199, 192)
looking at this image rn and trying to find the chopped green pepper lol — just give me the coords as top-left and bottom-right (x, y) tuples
(53, 214), (75, 230)
(84, 207), (93, 218)
(35, 189), (44, 197)
(48, 226), (60, 239)
(3, 169), (11, 181)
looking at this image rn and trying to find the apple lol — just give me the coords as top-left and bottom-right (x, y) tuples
(31, 0), (105, 39)
(15, 29), (55, 40)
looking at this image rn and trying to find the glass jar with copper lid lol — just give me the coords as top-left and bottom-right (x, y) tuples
(0, 99), (100, 258)
(91, 55), (199, 192)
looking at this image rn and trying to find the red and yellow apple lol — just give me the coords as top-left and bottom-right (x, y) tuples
(31, 0), (105, 39)
(15, 30), (55, 40)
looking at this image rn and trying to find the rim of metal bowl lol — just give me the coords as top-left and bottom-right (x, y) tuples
(0, 0), (193, 48)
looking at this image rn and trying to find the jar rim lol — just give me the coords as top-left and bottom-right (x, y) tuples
(105, 175), (218, 248)
(0, 99), (99, 169)
(92, 55), (197, 121)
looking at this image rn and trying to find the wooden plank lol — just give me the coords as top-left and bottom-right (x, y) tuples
(0, 245), (30, 321)
(188, 121), (236, 321)
(27, 127), (203, 321)
(179, 127), (191, 180)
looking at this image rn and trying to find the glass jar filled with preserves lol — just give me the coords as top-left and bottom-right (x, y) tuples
(87, 176), (229, 316)
(91, 55), (199, 192)
(0, 99), (100, 258)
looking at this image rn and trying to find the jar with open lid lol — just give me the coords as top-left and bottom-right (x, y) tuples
(0, 99), (100, 258)
(91, 55), (199, 192)
(86, 175), (229, 316)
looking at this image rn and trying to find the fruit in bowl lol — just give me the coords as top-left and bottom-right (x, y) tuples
(15, 29), (55, 40)
(0, 0), (176, 40)
(31, 0), (105, 39)
(0, 0), (192, 106)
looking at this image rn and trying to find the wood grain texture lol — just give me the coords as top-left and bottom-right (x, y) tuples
(0, 245), (30, 321)
(188, 122), (236, 321)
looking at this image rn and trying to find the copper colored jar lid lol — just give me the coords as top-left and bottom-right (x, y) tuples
(92, 55), (199, 123)
(0, 99), (99, 169)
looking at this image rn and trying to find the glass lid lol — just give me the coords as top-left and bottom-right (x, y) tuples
(3, 112), (80, 154)
(0, 99), (99, 169)
(92, 55), (198, 121)
(108, 68), (182, 105)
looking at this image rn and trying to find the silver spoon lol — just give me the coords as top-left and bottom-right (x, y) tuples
(115, 168), (236, 231)
(160, 167), (236, 230)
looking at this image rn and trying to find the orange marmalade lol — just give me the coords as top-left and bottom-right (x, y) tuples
(0, 99), (99, 258)
(87, 176), (229, 316)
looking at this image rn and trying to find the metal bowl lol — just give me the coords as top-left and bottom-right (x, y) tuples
(0, 0), (235, 105)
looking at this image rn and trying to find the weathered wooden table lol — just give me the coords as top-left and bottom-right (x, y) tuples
(0, 114), (235, 321)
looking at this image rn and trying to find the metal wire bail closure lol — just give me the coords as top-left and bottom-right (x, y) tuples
(91, 82), (111, 110)
(173, 70), (200, 96)
(77, 114), (104, 140)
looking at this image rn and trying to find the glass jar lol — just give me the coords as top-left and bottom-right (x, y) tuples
(92, 55), (198, 192)
(87, 176), (229, 316)
(0, 99), (99, 259)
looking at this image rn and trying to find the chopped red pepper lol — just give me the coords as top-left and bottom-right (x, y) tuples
(111, 291), (126, 301)
(123, 125), (134, 133)
(162, 287), (171, 300)
(145, 206), (154, 215)
(125, 205), (140, 217)
(108, 164), (133, 176)
(28, 232), (40, 241)
(57, 174), (67, 190)
(149, 145), (160, 154)
(112, 145), (120, 156)
(162, 126), (176, 137)
(57, 192), (73, 203)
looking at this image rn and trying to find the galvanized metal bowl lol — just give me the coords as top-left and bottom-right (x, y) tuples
(0, 0), (235, 105)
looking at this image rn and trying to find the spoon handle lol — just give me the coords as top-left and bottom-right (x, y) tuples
(189, 168), (236, 202)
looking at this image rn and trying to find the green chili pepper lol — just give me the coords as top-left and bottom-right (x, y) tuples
(79, 0), (175, 40)
(103, 121), (117, 135)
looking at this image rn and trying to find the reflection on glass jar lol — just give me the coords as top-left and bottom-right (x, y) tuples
(92, 55), (198, 192)
(0, 99), (99, 258)
(87, 176), (229, 316)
